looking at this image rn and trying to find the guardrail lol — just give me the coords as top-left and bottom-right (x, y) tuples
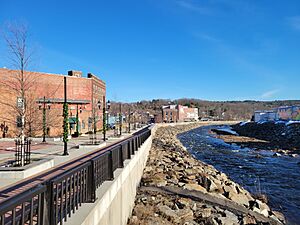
(0, 126), (152, 225)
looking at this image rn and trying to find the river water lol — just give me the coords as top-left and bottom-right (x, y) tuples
(178, 125), (300, 225)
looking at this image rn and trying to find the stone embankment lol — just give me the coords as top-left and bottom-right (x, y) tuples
(128, 123), (285, 225)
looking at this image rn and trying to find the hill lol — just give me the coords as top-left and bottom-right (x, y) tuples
(109, 99), (300, 121)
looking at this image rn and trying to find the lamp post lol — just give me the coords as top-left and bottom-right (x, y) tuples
(94, 100), (101, 143)
(128, 108), (131, 133)
(133, 112), (137, 130)
(107, 100), (110, 130)
(103, 99), (110, 141)
(76, 104), (79, 136)
(63, 76), (69, 156)
(39, 96), (51, 143)
(119, 103), (122, 136)
(75, 104), (82, 137)
(0, 122), (8, 138)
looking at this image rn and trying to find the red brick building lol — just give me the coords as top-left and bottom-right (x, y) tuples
(178, 105), (199, 122)
(157, 105), (199, 123)
(0, 68), (106, 138)
(162, 105), (178, 123)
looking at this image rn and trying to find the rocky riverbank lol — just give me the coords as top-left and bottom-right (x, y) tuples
(227, 122), (300, 155)
(127, 123), (285, 225)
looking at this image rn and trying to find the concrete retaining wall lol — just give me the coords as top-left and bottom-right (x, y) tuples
(66, 127), (155, 225)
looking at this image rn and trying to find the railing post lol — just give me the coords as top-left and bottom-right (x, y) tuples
(127, 141), (131, 159)
(119, 145), (124, 168)
(140, 135), (142, 146)
(43, 182), (53, 225)
(108, 151), (114, 180)
(87, 162), (96, 203)
(135, 137), (138, 151)
(132, 139), (135, 155)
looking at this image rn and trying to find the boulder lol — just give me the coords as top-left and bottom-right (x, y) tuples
(242, 215), (257, 225)
(176, 208), (194, 221)
(230, 192), (251, 207)
(184, 183), (207, 193)
(202, 208), (212, 218)
(272, 211), (286, 223)
(158, 205), (178, 221)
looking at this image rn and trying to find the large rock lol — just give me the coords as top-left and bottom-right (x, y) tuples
(242, 215), (257, 225)
(229, 191), (251, 207)
(272, 211), (286, 223)
(184, 183), (207, 193)
(217, 210), (239, 225)
(158, 205), (178, 221)
(176, 208), (194, 221)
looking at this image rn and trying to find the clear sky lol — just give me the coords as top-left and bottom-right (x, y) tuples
(0, 0), (299, 102)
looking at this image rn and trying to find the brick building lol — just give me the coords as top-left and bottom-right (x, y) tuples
(178, 105), (199, 122)
(157, 105), (199, 123)
(0, 68), (106, 138)
(162, 105), (178, 123)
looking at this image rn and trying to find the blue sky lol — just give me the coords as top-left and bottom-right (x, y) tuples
(0, 0), (300, 102)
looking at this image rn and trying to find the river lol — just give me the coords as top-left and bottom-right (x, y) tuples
(178, 125), (300, 225)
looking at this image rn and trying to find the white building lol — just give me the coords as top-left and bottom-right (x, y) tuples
(254, 110), (278, 122)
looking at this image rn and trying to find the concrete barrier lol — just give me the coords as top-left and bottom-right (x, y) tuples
(78, 142), (106, 150)
(65, 127), (155, 225)
(0, 158), (54, 179)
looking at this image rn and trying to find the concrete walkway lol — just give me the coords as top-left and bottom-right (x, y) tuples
(0, 128), (143, 189)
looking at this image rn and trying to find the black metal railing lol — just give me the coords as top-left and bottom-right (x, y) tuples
(15, 138), (31, 166)
(93, 151), (113, 189)
(0, 185), (46, 225)
(0, 126), (152, 225)
(49, 161), (92, 225)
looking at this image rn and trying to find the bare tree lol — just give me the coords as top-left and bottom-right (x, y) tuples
(0, 23), (36, 166)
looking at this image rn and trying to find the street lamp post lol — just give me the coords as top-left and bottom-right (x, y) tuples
(133, 112), (137, 130)
(119, 103), (122, 136)
(42, 97), (46, 142)
(63, 76), (69, 156)
(103, 99), (110, 141)
(94, 100), (101, 143)
(76, 104), (79, 136)
(74, 104), (82, 137)
(39, 96), (51, 143)
(128, 108), (131, 133)
(107, 100), (110, 130)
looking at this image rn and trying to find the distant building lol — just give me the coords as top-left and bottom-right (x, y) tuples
(178, 105), (199, 122)
(277, 106), (300, 121)
(159, 104), (199, 123)
(154, 113), (163, 123)
(254, 105), (300, 122)
(254, 110), (278, 122)
(162, 105), (178, 123)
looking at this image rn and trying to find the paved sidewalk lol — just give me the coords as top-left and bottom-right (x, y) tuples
(0, 128), (143, 189)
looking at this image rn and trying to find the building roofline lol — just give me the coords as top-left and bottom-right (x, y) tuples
(0, 68), (106, 85)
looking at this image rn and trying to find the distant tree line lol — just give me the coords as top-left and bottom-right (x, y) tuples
(109, 98), (300, 121)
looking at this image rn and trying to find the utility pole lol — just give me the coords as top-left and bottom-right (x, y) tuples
(63, 76), (69, 155)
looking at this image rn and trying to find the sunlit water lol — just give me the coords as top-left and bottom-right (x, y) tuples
(178, 125), (300, 225)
